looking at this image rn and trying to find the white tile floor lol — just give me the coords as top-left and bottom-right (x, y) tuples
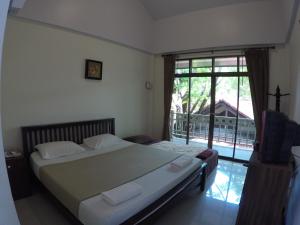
(15, 160), (247, 225)
(152, 160), (247, 225)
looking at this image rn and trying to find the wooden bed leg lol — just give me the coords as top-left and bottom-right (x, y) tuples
(200, 164), (207, 192)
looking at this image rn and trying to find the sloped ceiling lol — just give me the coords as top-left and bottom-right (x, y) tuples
(15, 0), (154, 52)
(13, 0), (296, 53)
(140, 0), (272, 19)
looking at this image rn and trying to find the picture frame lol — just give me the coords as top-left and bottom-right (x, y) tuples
(85, 59), (103, 80)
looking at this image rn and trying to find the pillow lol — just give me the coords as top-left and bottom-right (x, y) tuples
(197, 149), (213, 160)
(83, 134), (122, 150)
(35, 141), (85, 159)
(292, 146), (300, 168)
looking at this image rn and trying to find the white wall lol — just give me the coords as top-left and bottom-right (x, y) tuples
(153, 1), (285, 53)
(151, 56), (164, 139)
(288, 6), (300, 122)
(282, 0), (296, 33)
(16, 0), (154, 53)
(2, 18), (153, 150)
(269, 47), (291, 115)
(151, 48), (292, 138)
(282, 0), (300, 42)
(0, 1), (20, 225)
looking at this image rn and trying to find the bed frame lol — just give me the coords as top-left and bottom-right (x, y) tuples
(22, 118), (206, 225)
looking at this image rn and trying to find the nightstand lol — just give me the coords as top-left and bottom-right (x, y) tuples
(5, 154), (31, 200)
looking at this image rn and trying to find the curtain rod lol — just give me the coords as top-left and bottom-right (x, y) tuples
(161, 44), (277, 57)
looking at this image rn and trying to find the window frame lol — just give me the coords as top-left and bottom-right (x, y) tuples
(172, 55), (251, 162)
(174, 55), (249, 78)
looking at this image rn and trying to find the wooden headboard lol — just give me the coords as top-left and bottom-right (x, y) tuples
(22, 118), (115, 160)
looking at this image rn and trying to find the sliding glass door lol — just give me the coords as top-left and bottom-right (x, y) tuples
(170, 56), (255, 161)
(234, 76), (255, 160)
(171, 77), (189, 144)
(212, 76), (238, 158)
(189, 77), (211, 148)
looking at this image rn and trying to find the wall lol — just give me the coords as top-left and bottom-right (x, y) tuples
(0, 1), (20, 225)
(288, 6), (300, 122)
(153, 1), (285, 54)
(282, 0), (300, 42)
(151, 56), (164, 139)
(282, 0), (296, 34)
(16, 0), (154, 53)
(151, 48), (292, 138)
(2, 18), (153, 150)
(269, 47), (291, 115)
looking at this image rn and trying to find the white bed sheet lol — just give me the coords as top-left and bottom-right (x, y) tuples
(151, 141), (207, 157)
(30, 141), (201, 225)
(30, 140), (134, 179)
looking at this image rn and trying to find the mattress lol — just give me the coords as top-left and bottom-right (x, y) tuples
(151, 141), (207, 157)
(30, 140), (201, 225)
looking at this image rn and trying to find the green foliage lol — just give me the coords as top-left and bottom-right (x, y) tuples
(172, 76), (252, 114)
(173, 77), (212, 114)
(190, 77), (211, 113)
(173, 78), (189, 113)
(239, 77), (251, 100)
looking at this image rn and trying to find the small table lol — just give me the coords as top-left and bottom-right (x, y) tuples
(5, 154), (31, 200)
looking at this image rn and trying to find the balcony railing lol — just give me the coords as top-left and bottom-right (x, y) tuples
(170, 112), (256, 148)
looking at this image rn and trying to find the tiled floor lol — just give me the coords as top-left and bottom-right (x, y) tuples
(152, 160), (247, 225)
(15, 160), (247, 225)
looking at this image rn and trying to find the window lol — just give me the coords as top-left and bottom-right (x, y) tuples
(215, 57), (238, 72)
(175, 60), (189, 74)
(175, 56), (248, 75)
(192, 58), (212, 73)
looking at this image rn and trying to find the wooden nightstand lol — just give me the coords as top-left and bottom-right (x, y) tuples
(5, 154), (31, 200)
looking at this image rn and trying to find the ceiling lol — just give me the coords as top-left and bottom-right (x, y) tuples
(140, 0), (272, 20)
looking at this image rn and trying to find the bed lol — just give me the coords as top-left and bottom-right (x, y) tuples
(150, 141), (218, 176)
(124, 135), (219, 177)
(22, 118), (207, 225)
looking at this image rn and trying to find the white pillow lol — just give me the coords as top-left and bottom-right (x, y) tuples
(83, 134), (122, 150)
(35, 141), (85, 160)
(292, 146), (300, 168)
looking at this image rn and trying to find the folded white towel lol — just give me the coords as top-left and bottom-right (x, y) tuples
(170, 156), (193, 170)
(102, 182), (142, 206)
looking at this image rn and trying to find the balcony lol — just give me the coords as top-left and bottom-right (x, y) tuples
(170, 112), (256, 160)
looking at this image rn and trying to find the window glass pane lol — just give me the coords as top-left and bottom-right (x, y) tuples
(192, 59), (212, 67)
(214, 67), (237, 72)
(175, 60), (189, 74)
(192, 59), (212, 73)
(176, 68), (190, 74)
(170, 77), (190, 141)
(215, 57), (237, 72)
(192, 67), (213, 73)
(239, 57), (248, 72)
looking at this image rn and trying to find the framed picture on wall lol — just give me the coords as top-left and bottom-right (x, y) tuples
(85, 59), (103, 80)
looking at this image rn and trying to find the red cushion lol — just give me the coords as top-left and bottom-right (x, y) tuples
(197, 149), (213, 160)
